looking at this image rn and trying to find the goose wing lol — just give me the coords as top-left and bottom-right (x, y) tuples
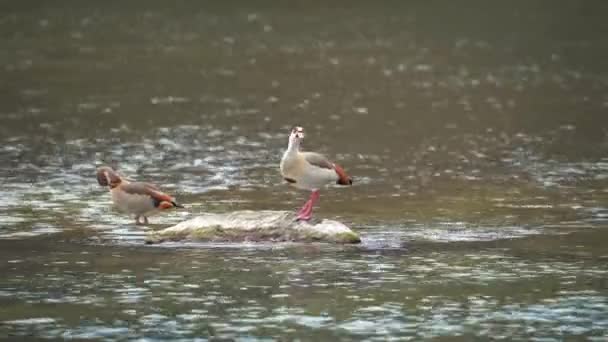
(121, 182), (183, 208)
(302, 152), (353, 185)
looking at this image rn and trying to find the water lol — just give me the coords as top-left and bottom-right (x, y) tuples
(1, 1), (607, 340)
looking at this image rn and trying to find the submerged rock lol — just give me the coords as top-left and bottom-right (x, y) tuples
(145, 210), (360, 244)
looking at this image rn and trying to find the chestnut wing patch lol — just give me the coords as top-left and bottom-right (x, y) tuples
(302, 152), (353, 186)
(121, 182), (173, 203)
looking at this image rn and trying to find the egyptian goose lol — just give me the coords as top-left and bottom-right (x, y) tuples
(96, 166), (183, 225)
(280, 126), (352, 221)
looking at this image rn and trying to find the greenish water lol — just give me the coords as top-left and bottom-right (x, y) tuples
(1, 1), (607, 340)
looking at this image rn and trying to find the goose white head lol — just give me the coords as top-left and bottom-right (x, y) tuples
(287, 126), (305, 151)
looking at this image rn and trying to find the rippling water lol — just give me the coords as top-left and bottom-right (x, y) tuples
(1, 1), (607, 340)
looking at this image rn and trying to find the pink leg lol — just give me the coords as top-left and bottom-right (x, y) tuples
(296, 190), (320, 221)
(297, 199), (312, 216)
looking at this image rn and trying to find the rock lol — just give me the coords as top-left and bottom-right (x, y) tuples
(145, 210), (361, 244)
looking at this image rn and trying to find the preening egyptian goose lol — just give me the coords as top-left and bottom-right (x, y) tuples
(96, 166), (183, 225)
(280, 126), (352, 221)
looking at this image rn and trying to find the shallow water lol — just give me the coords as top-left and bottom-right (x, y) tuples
(1, 1), (607, 340)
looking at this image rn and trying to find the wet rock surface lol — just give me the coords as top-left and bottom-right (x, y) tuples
(145, 211), (361, 244)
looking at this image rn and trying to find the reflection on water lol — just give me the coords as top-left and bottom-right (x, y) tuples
(0, 0), (607, 340)
(1, 234), (608, 340)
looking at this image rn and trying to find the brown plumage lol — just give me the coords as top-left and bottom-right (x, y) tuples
(96, 166), (183, 225)
(96, 166), (120, 187)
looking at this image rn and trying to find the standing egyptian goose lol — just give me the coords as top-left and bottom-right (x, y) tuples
(96, 166), (183, 225)
(280, 126), (352, 221)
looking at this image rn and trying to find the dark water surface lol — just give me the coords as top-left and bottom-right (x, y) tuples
(1, 1), (607, 340)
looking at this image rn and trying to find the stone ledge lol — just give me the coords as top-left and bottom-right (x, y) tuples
(145, 210), (360, 244)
